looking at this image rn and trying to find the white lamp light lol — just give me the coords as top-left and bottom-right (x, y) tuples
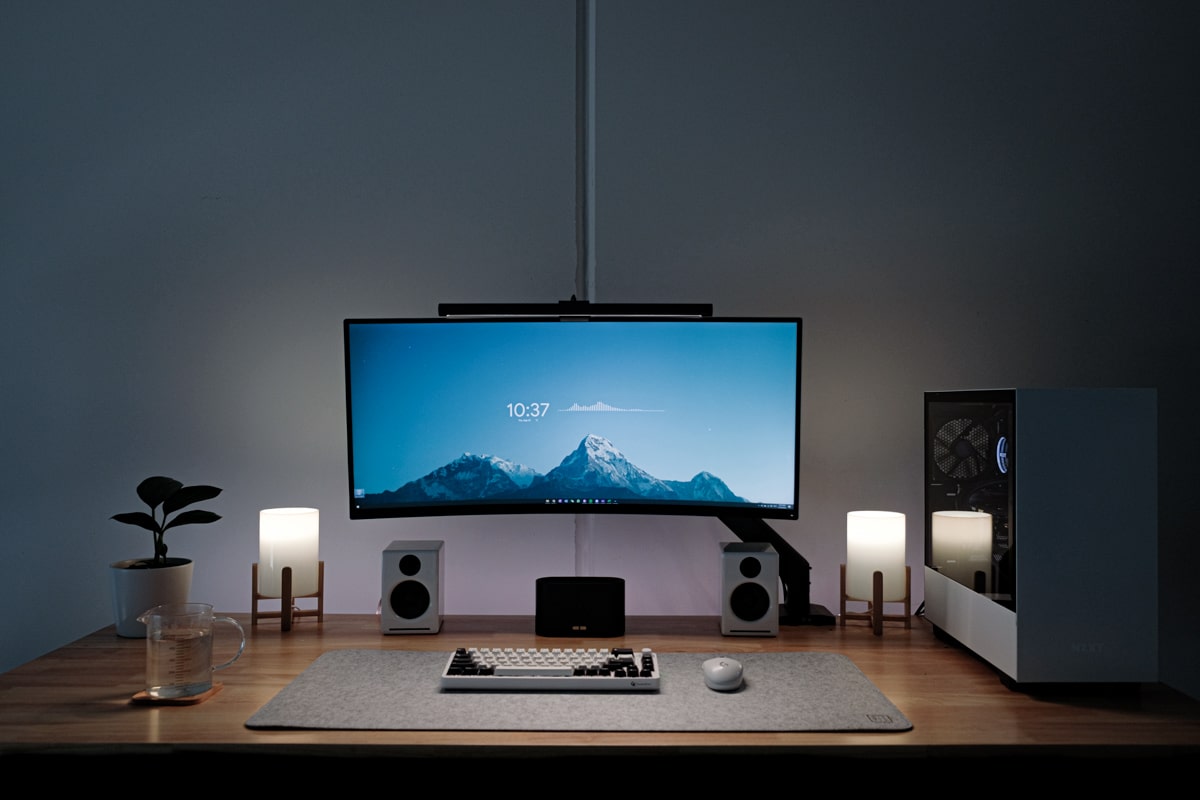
(259, 507), (320, 596)
(931, 510), (992, 593)
(846, 510), (906, 601)
(253, 507), (323, 631)
(841, 510), (911, 634)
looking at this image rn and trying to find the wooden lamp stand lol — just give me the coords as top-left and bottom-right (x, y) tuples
(839, 564), (911, 635)
(252, 562), (325, 632)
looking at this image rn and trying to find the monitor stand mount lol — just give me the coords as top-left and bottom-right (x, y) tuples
(720, 516), (836, 626)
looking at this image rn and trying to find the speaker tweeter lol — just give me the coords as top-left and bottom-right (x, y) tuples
(720, 542), (779, 636)
(381, 540), (443, 634)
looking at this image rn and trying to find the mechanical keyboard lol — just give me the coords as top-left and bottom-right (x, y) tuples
(440, 646), (661, 691)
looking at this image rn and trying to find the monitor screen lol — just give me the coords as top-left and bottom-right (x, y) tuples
(343, 316), (801, 521)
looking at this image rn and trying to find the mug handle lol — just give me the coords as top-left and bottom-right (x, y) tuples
(212, 616), (246, 672)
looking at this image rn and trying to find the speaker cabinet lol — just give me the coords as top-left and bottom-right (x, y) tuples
(721, 542), (779, 636)
(381, 540), (443, 634)
(924, 389), (1157, 685)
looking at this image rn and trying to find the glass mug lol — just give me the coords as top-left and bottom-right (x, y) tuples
(138, 602), (246, 699)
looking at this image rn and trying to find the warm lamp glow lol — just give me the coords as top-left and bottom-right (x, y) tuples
(259, 508), (319, 598)
(931, 510), (992, 592)
(846, 510), (906, 602)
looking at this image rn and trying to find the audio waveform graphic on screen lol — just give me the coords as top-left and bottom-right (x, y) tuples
(561, 400), (665, 413)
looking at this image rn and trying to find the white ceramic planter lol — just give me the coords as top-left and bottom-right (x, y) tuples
(109, 557), (194, 637)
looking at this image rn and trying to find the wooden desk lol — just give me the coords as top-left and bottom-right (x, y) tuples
(2, 614), (1198, 773)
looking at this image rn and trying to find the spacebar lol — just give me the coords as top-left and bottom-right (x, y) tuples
(493, 665), (575, 676)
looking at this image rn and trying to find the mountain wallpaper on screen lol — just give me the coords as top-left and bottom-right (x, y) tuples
(365, 434), (745, 505)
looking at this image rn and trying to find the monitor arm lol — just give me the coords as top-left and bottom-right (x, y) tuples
(719, 516), (835, 626)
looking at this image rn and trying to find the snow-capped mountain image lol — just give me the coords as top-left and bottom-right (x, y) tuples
(535, 433), (677, 498)
(365, 433), (744, 505)
(370, 452), (538, 504)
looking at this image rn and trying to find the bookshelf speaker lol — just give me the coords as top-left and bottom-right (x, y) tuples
(720, 542), (779, 636)
(381, 540), (443, 634)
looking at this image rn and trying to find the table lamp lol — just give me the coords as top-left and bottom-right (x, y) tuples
(931, 510), (992, 593)
(840, 510), (911, 635)
(252, 507), (324, 631)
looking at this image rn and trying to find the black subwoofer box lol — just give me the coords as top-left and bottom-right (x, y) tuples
(535, 576), (625, 637)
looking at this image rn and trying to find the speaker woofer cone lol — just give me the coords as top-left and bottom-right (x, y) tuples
(730, 581), (771, 622)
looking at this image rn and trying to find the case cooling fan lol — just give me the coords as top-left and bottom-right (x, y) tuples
(933, 417), (990, 480)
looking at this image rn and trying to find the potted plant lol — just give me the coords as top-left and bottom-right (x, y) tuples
(109, 475), (222, 637)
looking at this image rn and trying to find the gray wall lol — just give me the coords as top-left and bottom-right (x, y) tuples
(3, 1), (1196, 700)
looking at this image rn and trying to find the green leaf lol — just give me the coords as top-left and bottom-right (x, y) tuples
(135, 476), (182, 510)
(162, 484), (221, 515)
(111, 511), (161, 533)
(161, 509), (222, 532)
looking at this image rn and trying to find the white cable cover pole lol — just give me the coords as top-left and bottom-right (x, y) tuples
(575, 0), (596, 576)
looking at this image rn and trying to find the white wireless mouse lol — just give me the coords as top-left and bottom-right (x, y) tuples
(701, 657), (744, 692)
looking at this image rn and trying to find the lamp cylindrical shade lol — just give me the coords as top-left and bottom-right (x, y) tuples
(259, 508), (319, 598)
(931, 510), (992, 592)
(846, 510), (906, 601)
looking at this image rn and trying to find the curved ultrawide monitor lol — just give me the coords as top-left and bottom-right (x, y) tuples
(344, 316), (801, 521)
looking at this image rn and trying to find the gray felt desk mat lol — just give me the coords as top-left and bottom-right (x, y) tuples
(245, 650), (911, 732)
